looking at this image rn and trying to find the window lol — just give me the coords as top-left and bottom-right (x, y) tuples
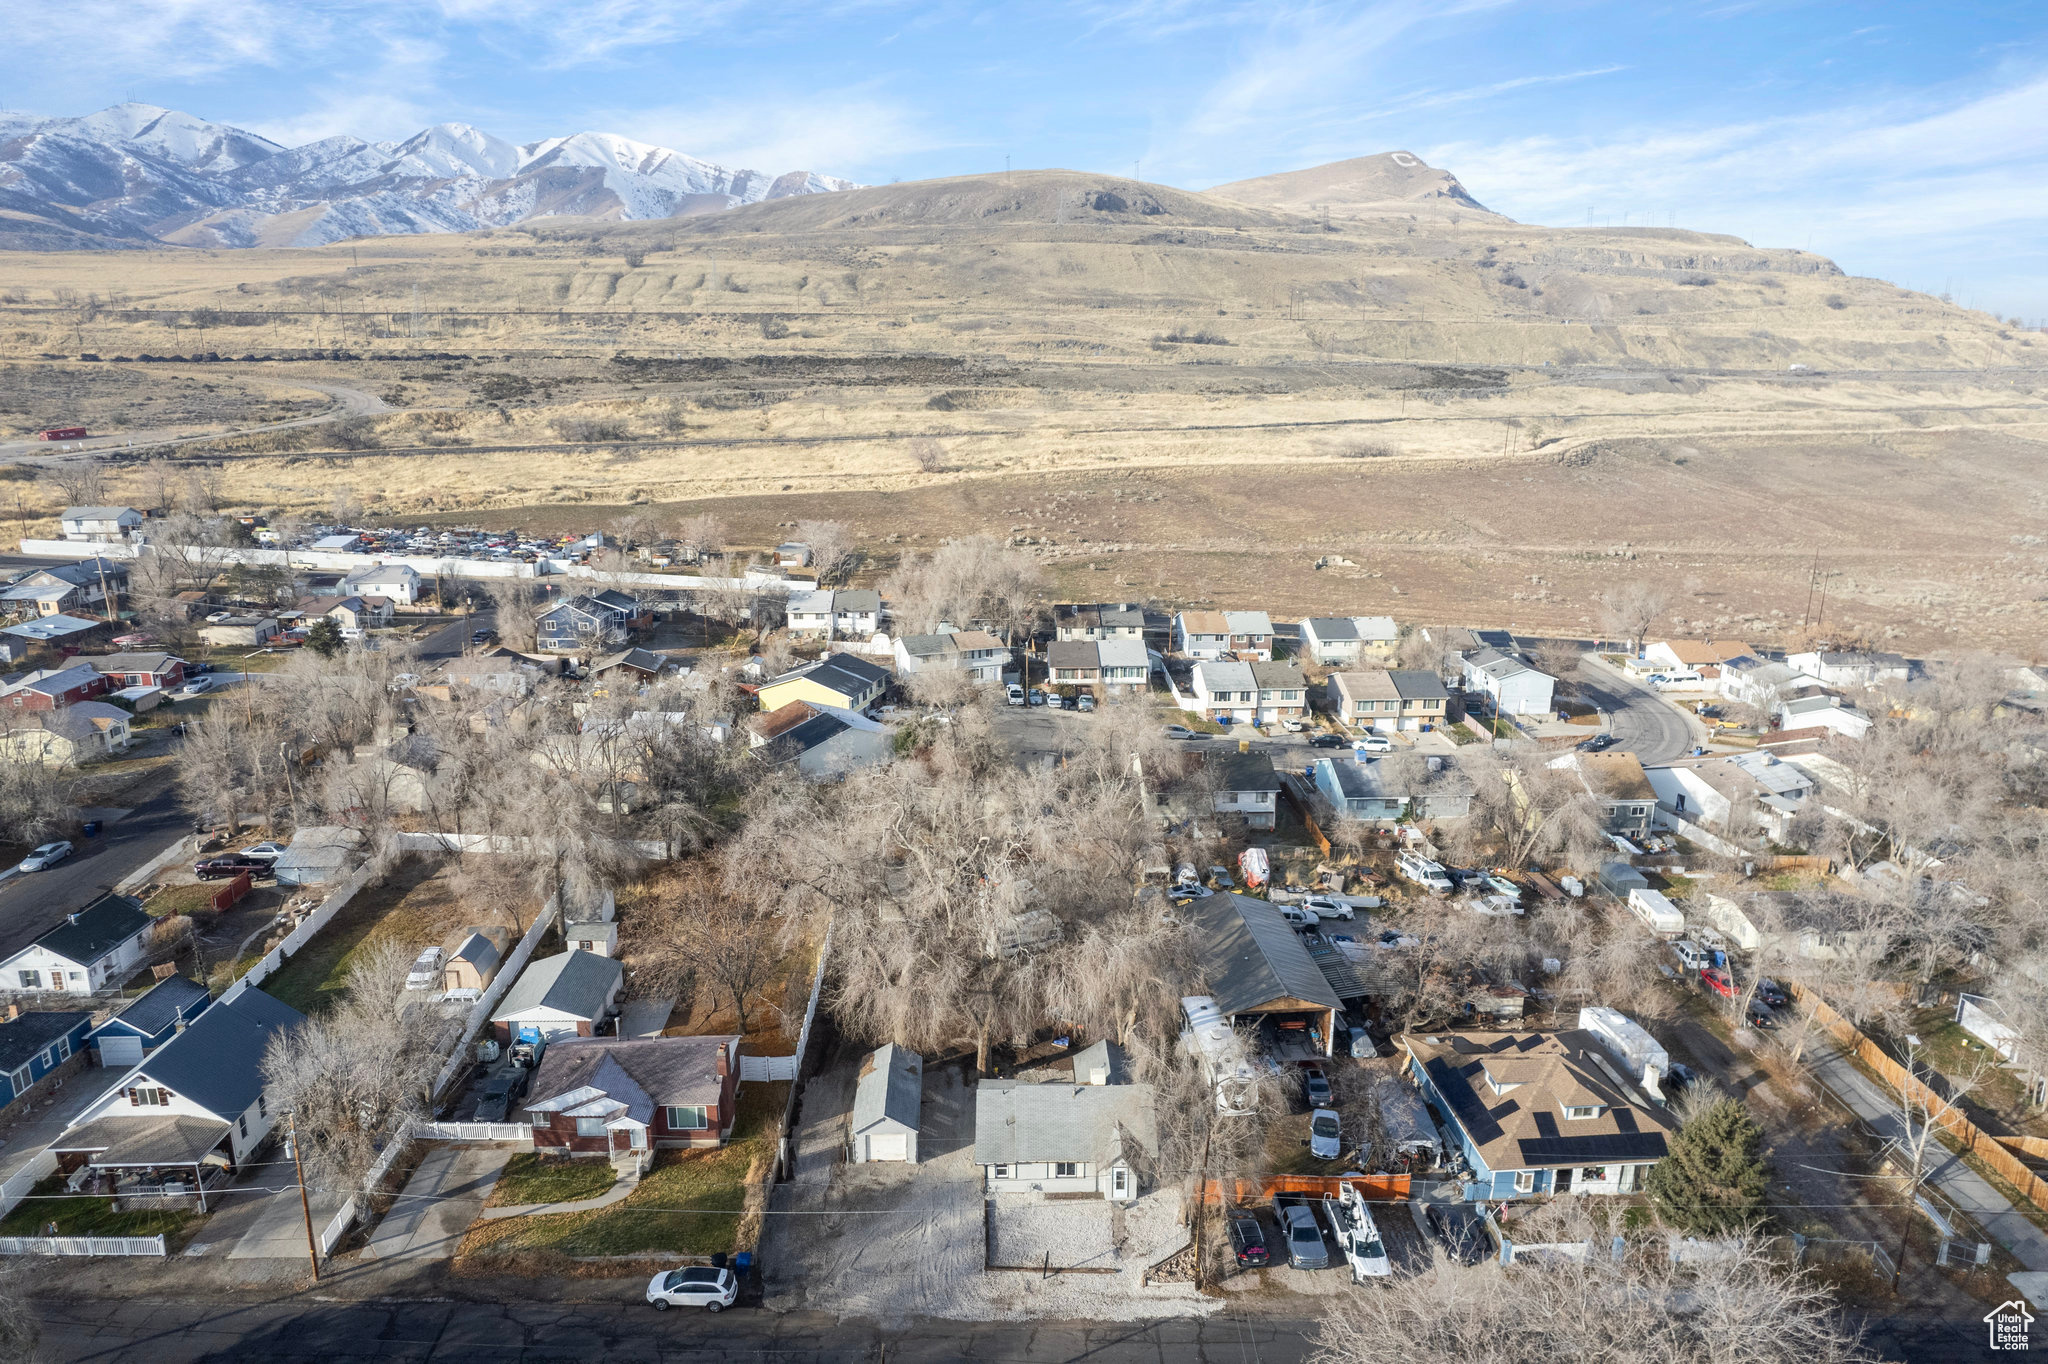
(575, 1117), (607, 1138)
(55, 1036), (69, 1062)
(1563, 1104), (1601, 1120)
(127, 1086), (167, 1107)
(991, 1165), (1010, 1180)
(238, 1116), (248, 1138)
(257, 1093), (265, 1119)
(8, 1067), (28, 1096)
(664, 1105), (707, 1131)
(1514, 1171), (1537, 1194)
(37, 1048), (53, 1070)
(1054, 1162), (1079, 1178)
(15, 971), (38, 991)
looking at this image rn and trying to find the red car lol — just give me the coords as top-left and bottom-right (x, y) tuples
(1700, 967), (1736, 999)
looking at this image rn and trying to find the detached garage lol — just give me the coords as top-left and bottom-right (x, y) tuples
(849, 1043), (921, 1164)
(87, 975), (211, 1067)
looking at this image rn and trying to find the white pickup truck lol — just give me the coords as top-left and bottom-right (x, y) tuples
(1322, 1182), (1392, 1281)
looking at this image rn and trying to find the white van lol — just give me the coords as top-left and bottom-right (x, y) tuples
(1648, 670), (1705, 690)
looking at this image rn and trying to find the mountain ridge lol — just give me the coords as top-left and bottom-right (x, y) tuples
(0, 102), (860, 250)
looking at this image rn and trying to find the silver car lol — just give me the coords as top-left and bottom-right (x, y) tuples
(16, 841), (72, 872)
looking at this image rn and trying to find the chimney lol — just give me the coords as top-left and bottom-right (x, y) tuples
(715, 1043), (728, 1078)
(4, 1004), (18, 1022)
(1088, 1063), (1109, 1086)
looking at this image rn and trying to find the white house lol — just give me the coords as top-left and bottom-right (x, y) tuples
(790, 589), (884, 640)
(1460, 647), (1557, 716)
(1173, 611), (1233, 660)
(1642, 639), (1752, 676)
(54, 986), (304, 1182)
(1786, 650), (1911, 689)
(1185, 660), (1307, 725)
(1202, 750), (1281, 831)
(341, 563), (423, 607)
(894, 629), (1011, 682)
(1780, 694), (1874, 740)
(1645, 752), (1816, 839)
(973, 1047), (1156, 1203)
(1054, 603), (1145, 643)
(2, 894), (152, 996)
(59, 506), (143, 542)
(849, 1043), (922, 1164)
(491, 950), (624, 1045)
(1095, 636), (1151, 691)
(1299, 616), (1399, 666)
(1719, 657), (1824, 709)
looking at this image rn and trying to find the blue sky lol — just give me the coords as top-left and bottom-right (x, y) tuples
(6, 1), (2048, 316)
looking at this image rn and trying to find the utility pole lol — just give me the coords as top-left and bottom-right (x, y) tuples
(288, 1113), (320, 1283)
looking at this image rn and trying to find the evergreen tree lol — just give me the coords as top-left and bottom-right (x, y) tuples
(1647, 1095), (1770, 1233)
(304, 617), (344, 659)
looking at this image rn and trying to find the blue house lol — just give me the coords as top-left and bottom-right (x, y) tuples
(534, 594), (633, 653)
(87, 975), (212, 1068)
(0, 1009), (93, 1112)
(1402, 1028), (1675, 1202)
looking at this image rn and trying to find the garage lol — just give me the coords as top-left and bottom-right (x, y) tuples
(848, 1043), (922, 1164)
(865, 1132), (909, 1162)
(95, 1034), (143, 1067)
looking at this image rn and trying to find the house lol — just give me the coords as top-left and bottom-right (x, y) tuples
(59, 506), (144, 541)
(491, 949), (624, 1045)
(0, 614), (108, 651)
(1096, 637), (1150, 690)
(589, 647), (669, 686)
(1300, 616), (1399, 666)
(1329, 669), (1451, 732)
(1047, 640), (1103, 685)
(1189, 892), (1340, 1054)
(1402, 1028), (1675, 1201)
(1461, 648), (1556, 717)
(1645, 752), (1815, 840)
(1174, 610), (1231, 659)
(1202, 750), (1282, 831)
(751, 706), (893, 781)
(1054, 603), (1145, 643)
(893, 630), (1011, 682)
(299, 594), (391, 638)
(340, 563), (422, 607)
(1, 894), (152, 996)
(1719, 657), (1825, 709)
(786, 590), (834, 636)
(1, 664), (113, 712)
(754, 653), (890, 714)
(0, 561), (122, 619)
(525, 1034), (741, 1156)
(1643, 639), (1753, 676)
(1312, 754), (1474, 825)
(441, 654), (541, 696)
(53, 987), (304, 1191)
(1185, 660), (1306, 725)
(85, 975), (212, 1067)
(849, 1043), (922, 1163)
(534, 595), (631, 653)
(973, 1068), (1157, 1203)
(1786, 650), (1912, 689)
(441, 930), (508, 999)
(1779, 694), (1873, 740)
(775, 541), (813, 568)
(83, 652), (186, 690)
(198, 615), (281, 648)
(310, 533), (364, 553)
(0, 1009), (93, 1112)
(1550, 751), (1658, 837)
(271, 825), (366, 888)
(1313, 757), (1406, 824)
(0, 702), (133, 766)
(787, 589), (883, 639)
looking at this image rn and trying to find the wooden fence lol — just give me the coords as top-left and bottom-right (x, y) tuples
(1796, 985), (2048, 1217)
(1200, 1173), (1411, 1207)
(211, 871), (254, 911)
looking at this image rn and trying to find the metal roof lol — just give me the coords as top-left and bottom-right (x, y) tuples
(1192, 892), (1341, 1017)
(851, 1043), (922, 1134)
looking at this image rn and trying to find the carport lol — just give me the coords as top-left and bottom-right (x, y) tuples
(1188, 892), (1340, 1056)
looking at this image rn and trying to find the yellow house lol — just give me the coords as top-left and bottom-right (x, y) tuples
(753, 654), (891, 715)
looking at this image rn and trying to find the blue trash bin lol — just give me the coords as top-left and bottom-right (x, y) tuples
(734, 1251), (753, 1275)
(81, 821), (101, 838)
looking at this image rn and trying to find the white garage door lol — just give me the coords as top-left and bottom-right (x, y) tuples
(97, 1034), (143, 1067)
(867, 1133), (908, 1162)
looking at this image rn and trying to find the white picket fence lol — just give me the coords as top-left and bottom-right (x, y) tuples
(0, 1150), (59, 1221)
(318, 1128), (409, 1256)
(413, 1122), (533, 1143)
(740, 1055), (798, 1082)
(0, 1235), (164, 1257)
(222, 863), (377, 1002)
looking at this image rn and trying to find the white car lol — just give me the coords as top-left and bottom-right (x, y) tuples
(404, 946), (445, 990)
(180, 677), (214, 696)
(1281, 718), (1307, 733)
(1278, 905), (1321, 930)
(16, 841), (73, 872)
(1309, 1108), (1343, 1161)
(646, 1265), (737, 1312)
(1396, 852), (1454, 893)
(1352, 733), (1392, 753)
(1301, 895), (1353, 921)
(1005, 683), (1026, 706)
(240, 842), (288, 861)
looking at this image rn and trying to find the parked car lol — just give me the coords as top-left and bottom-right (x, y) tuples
(1423, 1202), (1489, 1265)
(1672, 940), (1708, 972)
(1754, 977), (1791, 1008)
(1745, 1000), (1778, 1030)
(471, 628), (497, 644)
(1578, 733), (1617, 752)
(239, 841), (288, 861)
(1163, 724), (1195, 739)
(1005, 683), (1026, 706)
(1281, 718), (1307, 733)
(646, 1265), (738, 1312)
(1207, 866), (1235, 890)
(1228, 1213), (1270, 1267)
(1663, 1062), (1697, 1095)
(1352, 734), (1393, 753)
(1309, 734), (1345, 749)
(1301, 895), (1352, 921)
(1700, 966), (1737, 1000)
(193, 854), (273, 881)
(16, 841), (73, 872)
(1302, 1066), (1334, 1108)
(1028, 688), (1048, 707)
(474, 1068), (528, 1122)
(180, 677), (214, 696)
(1308, 1108), (1343, 1161)
(1077, 694), (1096, 712)
(1273, 1194), (1331, 1270)
(1396, 852), (1454, 894)
(1277, 905), (1320, 930)
(406, 946), (446, 990)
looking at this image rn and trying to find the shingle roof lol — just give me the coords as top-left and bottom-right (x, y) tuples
(1403, 1029), (1674, 1171)
(787, 590), (833, 615)
(83, 653), (182, 676)
(591, 647), (666, 675)
(1191, 892), (1341, 1017)
(1333, 670), (1399, 702)
(766, 653), (890, 701)
(851, 1043), (922, 1133)
(1223, 611), (1273, 636)
(50, 1113), (231, 1165)
(1465, 647), (1536, 680)
(527, 1035), (734, 1116)
(60, 507), (140, 522)
(1389, 670), (1449, 701)
(31, 894), (149, 969)
(447, 932), (502, 979)
(1, 664), (102, 698)
(1178, 610), (1229, 636)
(972, 1079), (1157, 1166)
(1250, 660), (1305, 690)
(1209, 750), (1280, 793)
(1305, 616), (1360, 642)
(834, 589), (882, 613)
(492, 950), (623, 1023)
(0, 1010), (90, 1071)
(1046, 640), (1101, 670)
(132, 988), (303, 1121)
(97, 975), (210, 1040)
(1194, 660), (1256, 694)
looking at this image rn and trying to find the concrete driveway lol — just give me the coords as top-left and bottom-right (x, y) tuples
(361, 1144), (512, 1262)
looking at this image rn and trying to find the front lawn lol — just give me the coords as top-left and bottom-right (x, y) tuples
(486, 1153), (617, 1208)
(459, 1081), (786, 1260)
(145, 883), (223, 917)
(0, 1176), (197, 1241)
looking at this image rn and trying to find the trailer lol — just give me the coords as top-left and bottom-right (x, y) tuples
(38, 427), (88, 441)
(1181, 995), (1258, 1115)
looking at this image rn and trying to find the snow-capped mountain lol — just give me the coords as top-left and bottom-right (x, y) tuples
(0, 103), (859, 250)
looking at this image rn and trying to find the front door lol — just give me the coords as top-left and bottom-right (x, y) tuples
(1555, 1167), (1574, 1193)
(1111, 1167), (1130, 1200)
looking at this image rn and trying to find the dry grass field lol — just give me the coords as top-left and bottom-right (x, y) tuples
(2, 168), (2043, 654)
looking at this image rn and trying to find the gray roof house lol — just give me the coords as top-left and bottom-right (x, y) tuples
(973, 1073), (1158, 1203)
(490, 950), (624, 1044)
(1189, 892), (1340, 1053)
(86, 975), (212, 1066)
(849, 1043), (923, 1163)
(272, 825), (366, 887)
(2, 893), (152, 996)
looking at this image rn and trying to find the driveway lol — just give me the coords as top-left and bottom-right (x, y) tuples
(362, 1145), (512, 1263)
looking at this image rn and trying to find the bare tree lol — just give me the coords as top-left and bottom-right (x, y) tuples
(42, 459), (107, 508)
(0, 749), (74, 845)
(647, 873), (787, 1038)
(181, 464), (226, 514)
(135, 456), (181, 514)
(883, 534), (1044, 640)
(674, 511), (725, 563)
(907, 436), (946, 473)
(482, 579), (536, 651)
(795, 519), (856, 588)
(1594, 580), (1668, 655)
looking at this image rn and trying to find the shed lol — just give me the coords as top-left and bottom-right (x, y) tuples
(490, 950), (624, 1044)
(440, 930), (507, 999)
(1596, 861), (1649, 897)
(1188, 892), (1340, 1055)
(849, 1043), (922, 1163)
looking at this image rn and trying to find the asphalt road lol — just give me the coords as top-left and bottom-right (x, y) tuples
(23, 1293), (1993, 1363)
(1566, 658), (1701, 765)
(413, 607), (498, 664)
(0, 771), (188, 959)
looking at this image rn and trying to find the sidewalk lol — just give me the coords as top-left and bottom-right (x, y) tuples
(1806, 1040), (2048, 1271)
(478, 1160), (640, 1220)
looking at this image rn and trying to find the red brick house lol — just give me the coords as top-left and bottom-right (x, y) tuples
(82, 652), (187, 690)
(0, 664), (113, 712)
(523, 1035), (742, 1157)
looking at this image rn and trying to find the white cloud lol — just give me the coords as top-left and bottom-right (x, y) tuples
(0, 0), (310, 79)
(244, 91), (439, 148)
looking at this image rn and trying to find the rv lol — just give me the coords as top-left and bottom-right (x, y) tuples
(1181, 995), (1258, 1115)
